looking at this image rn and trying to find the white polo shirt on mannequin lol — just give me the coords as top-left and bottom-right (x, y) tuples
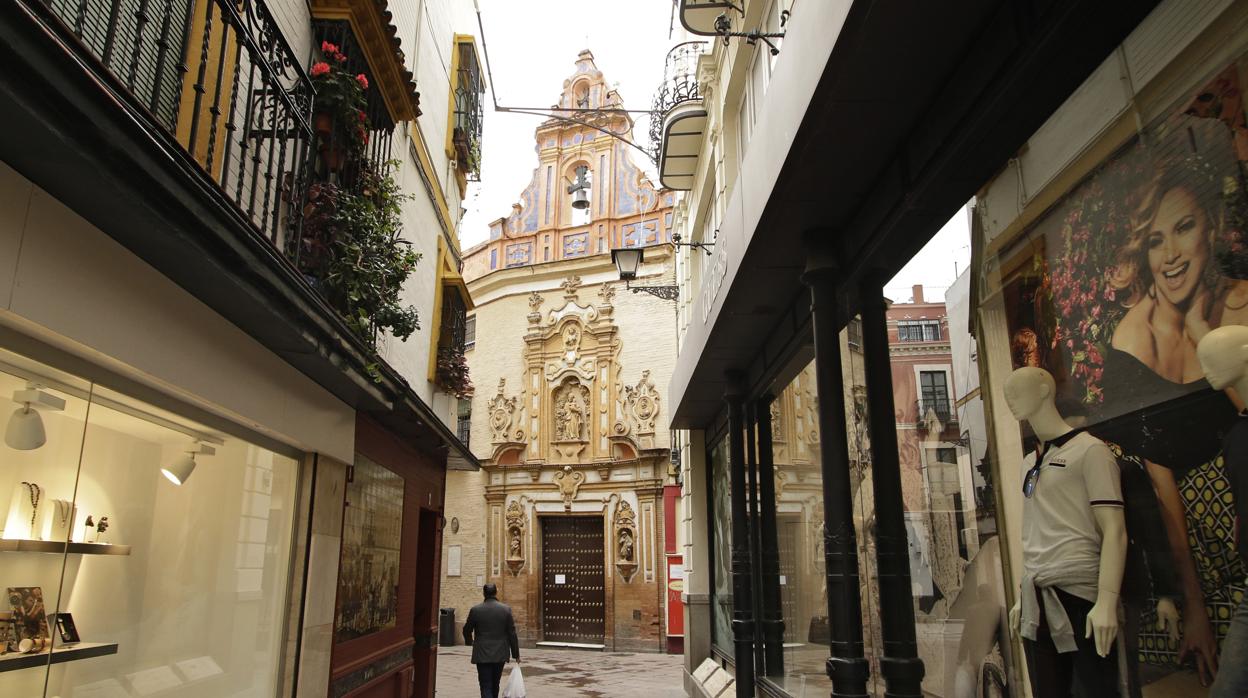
(1019, 429), (1123, 651)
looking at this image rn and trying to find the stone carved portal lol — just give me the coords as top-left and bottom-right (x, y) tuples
(552, 377), (591, 461)
(614, 499), (638, 582)
(505, 500), (526, 576)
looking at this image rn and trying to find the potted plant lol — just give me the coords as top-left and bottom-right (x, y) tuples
(310, 42), (371, 169)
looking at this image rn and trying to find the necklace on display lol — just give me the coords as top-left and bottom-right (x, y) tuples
(56, 500), (71, 530)
(20, 482), (40, 530)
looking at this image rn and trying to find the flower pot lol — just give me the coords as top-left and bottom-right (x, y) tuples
(313, 111), (333, 137)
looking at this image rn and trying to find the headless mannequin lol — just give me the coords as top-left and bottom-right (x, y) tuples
(1004, 367), (1128, 658)
(1197, 325), (1248, 402)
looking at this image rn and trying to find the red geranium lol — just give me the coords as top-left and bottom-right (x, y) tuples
(355, 74), (369, 90)
(310, 62), (330, 77)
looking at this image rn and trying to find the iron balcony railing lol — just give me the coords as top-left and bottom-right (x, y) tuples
(453, 41), (484, 181)
(39, 0), (315, 252)
(649, 41), (706, 163)
(916, 398), (954, 425)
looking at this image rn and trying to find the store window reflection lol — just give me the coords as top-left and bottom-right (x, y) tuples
(710, 436), (734, 657)
(0, 347), (299, 697)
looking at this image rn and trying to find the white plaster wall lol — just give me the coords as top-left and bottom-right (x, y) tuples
(0, 162), (354, 462)
(370, 0), (480, 428)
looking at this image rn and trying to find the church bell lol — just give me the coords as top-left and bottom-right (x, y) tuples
(568, 165), (591, 210)
(571, 187), (590, 210)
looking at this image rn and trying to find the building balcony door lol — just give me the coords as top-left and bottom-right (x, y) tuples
(541, 516), (605, 645)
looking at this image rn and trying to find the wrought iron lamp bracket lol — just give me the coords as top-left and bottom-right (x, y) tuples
(714, 10), (789, 56)
(625, 280), (680, 301)
(672, 232), (715, 255)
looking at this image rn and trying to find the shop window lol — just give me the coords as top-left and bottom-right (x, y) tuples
(335, 454), (403, 642)
(975, 49), (1248, 692)
(0, 346), (299, 697)
(897, 320), (941, 342)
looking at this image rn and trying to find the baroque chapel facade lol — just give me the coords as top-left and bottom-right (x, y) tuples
(440, 51), (680, 652)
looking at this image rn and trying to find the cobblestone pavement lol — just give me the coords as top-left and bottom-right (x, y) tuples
(435, 646), (687, 697)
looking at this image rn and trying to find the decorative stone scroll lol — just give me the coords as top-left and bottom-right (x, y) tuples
(615, 499), (638, 582)
(505, 500), (525, 576)
(488, 378), (523, 444)
(615, 371), (660, 449)
(553, 466), (585, 511)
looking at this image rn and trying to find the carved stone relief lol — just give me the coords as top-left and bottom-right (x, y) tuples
(553, 466), (585, 510)
(617, 371), (660, 446)
(488, 378), (523, 444)
(615, 498), (638, 581)
(552, 378), (591, 460)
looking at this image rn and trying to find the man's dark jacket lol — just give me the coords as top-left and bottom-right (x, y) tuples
(463, 598), (520, 665)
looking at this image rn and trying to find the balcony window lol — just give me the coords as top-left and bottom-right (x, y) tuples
(452, 38), (485, 181)
(919, 371), (951, 423)
(897, 320), (942, 342)
(457, 399), (472, 446)
(847, 317), (863, 348)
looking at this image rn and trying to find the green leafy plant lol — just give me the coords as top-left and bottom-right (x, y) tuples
(299, 162), (420, 348)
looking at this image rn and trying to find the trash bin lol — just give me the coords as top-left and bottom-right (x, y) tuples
(439, 608), (456, 647)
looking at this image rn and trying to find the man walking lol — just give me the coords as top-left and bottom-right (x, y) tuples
(463, 583), (520, 698)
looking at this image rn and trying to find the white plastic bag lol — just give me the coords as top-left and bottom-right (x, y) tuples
(502, 664), (526, 698)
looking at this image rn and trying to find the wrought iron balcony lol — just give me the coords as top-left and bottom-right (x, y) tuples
(34, 0), (315, 251)
(453, 41), (485, 182)
(650, 41), (707, 191)
(916, 398), (954, 426)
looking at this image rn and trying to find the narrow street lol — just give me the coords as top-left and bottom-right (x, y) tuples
(435, 647), (686, 697)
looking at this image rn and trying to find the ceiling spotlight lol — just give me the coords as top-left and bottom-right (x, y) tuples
(5, 384), (66, 451)
(161, 442), (215, 486)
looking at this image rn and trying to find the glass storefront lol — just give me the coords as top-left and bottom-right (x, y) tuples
(977, 48), (1248, 693)
(0, 346), (300, 697)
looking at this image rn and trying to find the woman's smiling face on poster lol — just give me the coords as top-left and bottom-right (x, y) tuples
(1147, 185), (1211, 307)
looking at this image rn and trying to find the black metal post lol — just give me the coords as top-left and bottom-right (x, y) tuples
(724, 372), (756, 696)
(746, 401), (766, 677)
(755, 394), (786, 677)
(800, 239), (870, 698)
(859, 275), (925, 697)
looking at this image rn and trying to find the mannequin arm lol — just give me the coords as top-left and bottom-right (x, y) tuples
(1156, 597), (1180, 642)
(1087, 506), (1126, 657)
(1145, 460), (1217, 684)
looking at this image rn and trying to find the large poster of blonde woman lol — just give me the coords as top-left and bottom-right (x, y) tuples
(1004, 61), (1248, 690)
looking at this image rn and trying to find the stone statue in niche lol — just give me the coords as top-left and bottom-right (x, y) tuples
(618, 528), (634, 561)
(614, 498), (639, 581)
(562, 323), (580, 352)
(505, 500), (526, 575)
(554, 379), (590, 442)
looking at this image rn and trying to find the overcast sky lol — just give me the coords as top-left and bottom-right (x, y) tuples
(462, 0), (970, 292)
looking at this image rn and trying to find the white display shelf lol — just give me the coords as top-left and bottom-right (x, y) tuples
(0, 642), (118, 673)
(0, 539), (131, 555)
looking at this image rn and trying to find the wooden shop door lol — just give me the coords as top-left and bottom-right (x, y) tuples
(541, 516), (605, 644)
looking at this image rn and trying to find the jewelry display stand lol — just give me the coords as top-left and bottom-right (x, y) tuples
(0, 539), (131, 555)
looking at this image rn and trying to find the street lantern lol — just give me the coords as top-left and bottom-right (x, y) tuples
(611, 247), (643, 280)
(611, 247), (679, 301)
